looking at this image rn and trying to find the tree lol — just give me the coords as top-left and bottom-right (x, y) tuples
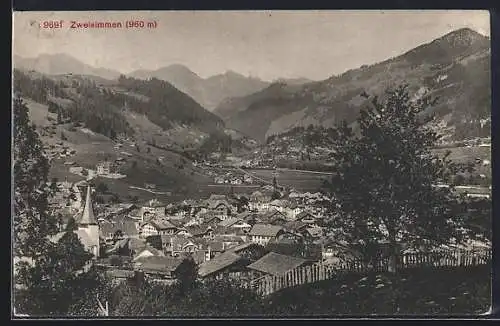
(323, 84), (469, 273)
(13, 96), (58, 259)
(96, 182), (109, 194)
(13, 97), (104, 316)
(175, 257), (199, 294)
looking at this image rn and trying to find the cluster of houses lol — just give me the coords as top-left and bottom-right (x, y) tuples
(213, 172), (254, 185)
(59, 182), (339, 286)
(42, 140), (77, 162)
(67, 161), (126, 180)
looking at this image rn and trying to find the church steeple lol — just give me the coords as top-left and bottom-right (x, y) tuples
(79, 185), (97, 225)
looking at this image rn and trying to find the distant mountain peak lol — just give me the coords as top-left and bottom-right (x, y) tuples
(437, 27), (489, 46)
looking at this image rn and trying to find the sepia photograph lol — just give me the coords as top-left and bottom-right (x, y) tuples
(12, 10), (492, 317)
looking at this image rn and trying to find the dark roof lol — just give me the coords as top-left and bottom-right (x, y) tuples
(218, 217), (244, 228)
(100, 220), (138, 237)
(135, 256), (185, 272)
(148, 220), (178, 230)
(186, 224), (213, 236)
(198, 252), (244, 277)
(247, 252), (308, 276)
(249, 224), (284, 237)
(284, 220), (308, 232)
(296, 211), (315, 220)
(226, 242), (264, 254)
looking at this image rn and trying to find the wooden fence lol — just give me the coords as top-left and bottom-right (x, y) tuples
(244, 249), (491, 296)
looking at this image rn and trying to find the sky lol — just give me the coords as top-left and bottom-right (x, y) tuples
(12, 10), (490, 81)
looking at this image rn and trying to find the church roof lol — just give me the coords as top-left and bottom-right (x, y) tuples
(79, 186), (97, 225)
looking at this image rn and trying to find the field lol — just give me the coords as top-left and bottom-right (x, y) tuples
(246, 169), (329, 192)
(262, 265), (491, 316)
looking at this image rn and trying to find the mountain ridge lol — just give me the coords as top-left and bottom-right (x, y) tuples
(216, 28), (491, 143)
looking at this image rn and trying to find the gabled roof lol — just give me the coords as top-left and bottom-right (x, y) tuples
(100, 219), (138, 237)
(148, 219), (178, 230)
(218, 217), (244, 228)
(208, 200), (231, 210)
(247, 252), (308, 276)
(248, 224), (284, 237)
(198, 252), (244, 277)
(135, 256), (186, 272)
(226, 242), (264, 254)
(284, 220), (308, 232)
(133, 245), (165, 260)
(79, 186), (97, 225)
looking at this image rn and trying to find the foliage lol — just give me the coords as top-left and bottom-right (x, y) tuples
(323, 84), (471, 268)
(13, 97), (105, 316)
(111, 277), (265, 317)
(264, 265), (491, 315)
(13, 96), (58, 258)
(117, 75), (223, 132)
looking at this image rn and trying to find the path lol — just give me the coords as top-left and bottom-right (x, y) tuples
(129, 185), (171, 195)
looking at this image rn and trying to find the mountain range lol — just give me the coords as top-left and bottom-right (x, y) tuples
(214, 28), (491, 143)
(14, 54), (312, 111)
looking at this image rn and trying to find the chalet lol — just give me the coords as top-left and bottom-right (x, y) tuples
(161, 235), (200, 257)
(217, 217), (252, 235)
(225, 242), (268, 261)
(100, 219), (139, 243)
(248, 224), (285, 246)
(247, 252), (309, 277)
(261, 209), (288, 225)
(139, 220), (178, 238)
(283, 220), (309, 235)
(249, 191), (272, 211)
(96, 161), (113, 175)
(186, 224), (214, 239)
(207, 200), (233, 220)
(213, 235), (245, 250)
(132, 245), (165, 261)
(200, 213), (223, 227)
(134, 256), (189, 280)
(198, 251), (249, 279)
(140, 199), (166, 221)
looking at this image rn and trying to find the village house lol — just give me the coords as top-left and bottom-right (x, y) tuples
(140, 199), (167, 221)
(132, 245), (165, 261)
(133, 256), (190, 281)
(207, 199), (233, 220)
(161, 235), (200, 257)
(96, 161), (113, 175)
(198, 251), (249, 280)
(261, 209), (288, 225)
(248, 224), (286, 246)
(246, 252), (310, 278)
(217, 217), (252, 236)
(249, 191), (272, 212)
(99, 219), (139, 244)
(186, 224), (214, 239)
(139, 220), (179, 238)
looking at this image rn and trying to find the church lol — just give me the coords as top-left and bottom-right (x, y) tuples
(50, 185), (100, 258)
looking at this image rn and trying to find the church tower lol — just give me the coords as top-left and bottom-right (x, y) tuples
(78, 185), (100, 258)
